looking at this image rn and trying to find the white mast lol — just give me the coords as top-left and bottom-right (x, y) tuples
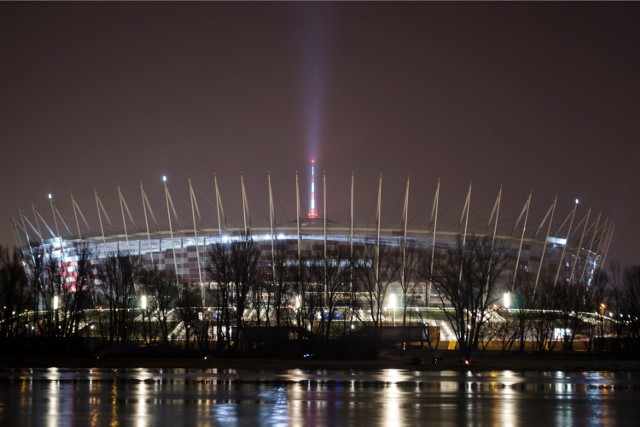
(323, 171), (328, 306)
(296, 171), (301, 261)
(70, 193), (83, 241)
(140, 180), (155, 267)
(553, 199), (579, 287)
(94, 190), (107, 250)
(163, 175), (179, 278)
(568, 208), (591, 285)
(428, 179), (440, 307)
(295, 170), (302, 315)
(350, 172), (354, 261)
(268, 172), (276, 291)
(32, 204), (43, 245)
(512, 191), (531, 291)
(401, 176), (410, 302)
(118, 185), (131, 254)
(20, 210), (38, 262)
(48, 194), (61, 242)
(375, 174), (382, 286)
(489, 186), (502, 250)
(599, 223), (615, 272)
(214, 175), (224, 239)
(241, 174), (250, 237)
(579, 212), (601, 285)
(349, 172), (355, 300)
(189, 178), (205, 305)
(534, 196), (557, 295)
(458, 182), (472, 284)
(485, 186), (501, 305)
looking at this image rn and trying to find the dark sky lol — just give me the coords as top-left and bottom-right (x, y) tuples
(1, 2), (638, 264)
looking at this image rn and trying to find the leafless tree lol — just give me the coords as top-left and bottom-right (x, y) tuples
(268, 241), (294, 330)
(606, 263), (627, 351)
(175, 283), (202, 350)
(354, 243), (399, 340)
(309, 245), (351, 340)
(289, 254), (320, 339)
(138, 266), (178, 345)
(488, 272), (536, 353)
(398, 244), (422, 348)
(97, 253), (138, 344)
(206, 237), (261, 352)
(620, 266), (640, 350)
(422, 235), (513, 360)
(207, 242), (233, 350)
(0, 246), (30, 341)
(529, 279), (561, 353)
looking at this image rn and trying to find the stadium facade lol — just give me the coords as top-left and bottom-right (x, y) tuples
(11, 171), (614, 306)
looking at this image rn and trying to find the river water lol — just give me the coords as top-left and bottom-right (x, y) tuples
(0, 367), (638, 426)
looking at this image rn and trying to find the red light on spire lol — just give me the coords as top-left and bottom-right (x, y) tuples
(308, 159), (318, 219)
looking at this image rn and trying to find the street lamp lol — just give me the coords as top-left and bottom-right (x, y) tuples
(140, 294), (148, 344)
(503, 292), (511, 309)
(389, 293), (397, 326)
(599, 302), (606, 353)
(52, 295), (59, 335)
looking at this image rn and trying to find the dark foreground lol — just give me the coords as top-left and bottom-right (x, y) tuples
(2, 349), (640, 371)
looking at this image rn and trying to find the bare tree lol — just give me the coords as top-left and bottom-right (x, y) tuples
(138, 266), (178, 345)
(309, 245), (351, 341)
(398, 244), (422, 348)
(606, 263), (627, 352)
(493, 273), (537, 353)
(591, 270), (609, 353)
(207, 242), (233, 351)
(268, 241), (294, 330)
(97, 253), (138, 344)
(0, 246), (30, 341)
(529, 279), (560, 353)
(206, 237), (261, 352)
(422, 235), (513, 360)
(175, 283), (202, 350)
(620, 266), (640, 351)
(65, 243), (95, 339)
(354, 244), (399, 340)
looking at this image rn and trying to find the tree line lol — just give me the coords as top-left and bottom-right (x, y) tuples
(1, 236), (639, 359)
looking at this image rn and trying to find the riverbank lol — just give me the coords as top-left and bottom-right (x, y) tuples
(2, 349), (640, 371)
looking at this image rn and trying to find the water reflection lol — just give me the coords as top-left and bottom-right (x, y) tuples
(1, 368), (639, 426)
(46, 368), (59, 427)
(382, 372), (400, 427)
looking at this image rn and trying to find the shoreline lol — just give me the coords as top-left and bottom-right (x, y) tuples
(2, 350), (640, 372)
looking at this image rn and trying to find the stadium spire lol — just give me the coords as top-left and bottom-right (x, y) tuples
(308, 159), (318, 219)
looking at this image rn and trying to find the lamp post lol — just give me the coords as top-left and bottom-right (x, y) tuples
(52, 295), (59, 337)
(140, 294), (148, 344)
(389, 294), (397, 327)
(503, 292), (511, 309)
(599, 302), (606, 353)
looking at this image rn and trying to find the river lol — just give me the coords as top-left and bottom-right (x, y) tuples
(0, 367), (638, 426)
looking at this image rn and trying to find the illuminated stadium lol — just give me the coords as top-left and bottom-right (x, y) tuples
(11, 162), (613, 309)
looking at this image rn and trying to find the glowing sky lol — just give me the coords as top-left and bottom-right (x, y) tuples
(0, 2), (638, 263)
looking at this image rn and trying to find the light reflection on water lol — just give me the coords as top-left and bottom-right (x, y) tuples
(0, 368), (639, 426)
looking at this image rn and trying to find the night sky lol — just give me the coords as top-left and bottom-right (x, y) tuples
(1, 2), (638, 264)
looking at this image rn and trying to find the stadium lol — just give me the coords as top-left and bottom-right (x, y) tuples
(7, 163), (615, 351)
